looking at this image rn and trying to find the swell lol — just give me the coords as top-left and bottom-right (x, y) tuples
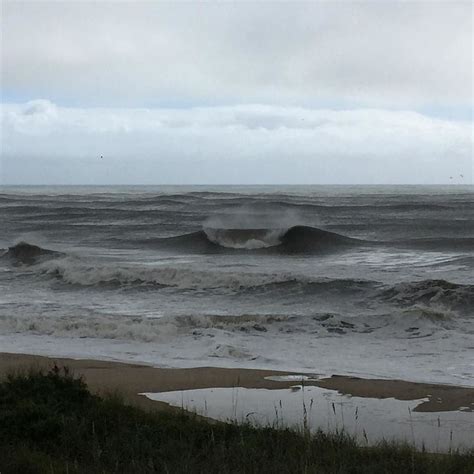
(0, 206), (195, 219)
(201, 200), (461, 212)
(2, 200), (465, 214)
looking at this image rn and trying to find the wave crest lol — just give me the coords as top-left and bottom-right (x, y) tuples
(203, 228), (284, 249)
(27, 256), (376, 294)
(36, 258), (298, 289)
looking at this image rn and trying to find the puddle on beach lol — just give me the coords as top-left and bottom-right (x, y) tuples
(143, 379), (474, 453)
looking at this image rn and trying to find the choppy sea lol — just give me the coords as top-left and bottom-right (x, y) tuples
(1, 185), (473, 386)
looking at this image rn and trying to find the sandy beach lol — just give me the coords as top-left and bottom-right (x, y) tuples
(3, 354), (473, 472)
(1, 352), (473, 414)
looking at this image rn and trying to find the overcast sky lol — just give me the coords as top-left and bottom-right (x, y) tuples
(1, 1), (473, 185)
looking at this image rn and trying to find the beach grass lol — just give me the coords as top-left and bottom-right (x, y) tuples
(0, 366), (473, 474)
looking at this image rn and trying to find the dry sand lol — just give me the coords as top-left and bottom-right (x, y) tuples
(1, 352), (473, 413)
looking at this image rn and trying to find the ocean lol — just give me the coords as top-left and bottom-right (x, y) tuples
(1, 185), (473, 386)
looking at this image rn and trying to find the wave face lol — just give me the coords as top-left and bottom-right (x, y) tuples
(149, 225), (361, 253)
(203, 225), (359, 252)
(2, 242), (62, 265)
(279, 225), (358, 252)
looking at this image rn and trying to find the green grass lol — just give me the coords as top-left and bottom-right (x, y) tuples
(0, 366), (473, 473)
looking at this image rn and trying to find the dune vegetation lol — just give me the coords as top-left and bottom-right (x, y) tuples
(0, 366), (473, 474)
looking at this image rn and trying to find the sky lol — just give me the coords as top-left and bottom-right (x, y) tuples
(1, 0), (473, 185)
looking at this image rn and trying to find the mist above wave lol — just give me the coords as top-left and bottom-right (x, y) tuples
(202, 209), (303, 250)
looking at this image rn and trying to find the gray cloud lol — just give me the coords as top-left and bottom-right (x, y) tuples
(3, 1), (472, 108)
(2, 2), (472, 185)
(2, 100), (471, 185)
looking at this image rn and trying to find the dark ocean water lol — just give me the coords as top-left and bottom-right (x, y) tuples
(1, 185), (473, 385)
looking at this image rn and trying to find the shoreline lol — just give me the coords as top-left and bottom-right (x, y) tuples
(1, 352), (473, 414)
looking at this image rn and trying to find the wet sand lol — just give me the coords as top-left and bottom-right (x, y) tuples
(1, 352), (473, 413)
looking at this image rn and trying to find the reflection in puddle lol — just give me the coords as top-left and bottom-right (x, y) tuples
(144, 385), (474, 452)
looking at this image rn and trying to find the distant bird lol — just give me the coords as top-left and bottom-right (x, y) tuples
(460, 174), (464, 178)
(449, 176), (453, 180)
(100, 155), (104, 159)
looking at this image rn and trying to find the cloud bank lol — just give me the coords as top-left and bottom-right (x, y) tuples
(2, 100), (471, 185)
(3, 1), (472, 109)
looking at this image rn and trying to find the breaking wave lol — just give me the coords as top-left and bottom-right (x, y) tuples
(378, 279), (474, 314)
(204, 228), (285, 249)
(28, 256), (377, 295)
(0, 307), (459, 344)
(3, 243), (473, 316)
(36, 258), (297, 289)
(149, 225), (361, 253)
